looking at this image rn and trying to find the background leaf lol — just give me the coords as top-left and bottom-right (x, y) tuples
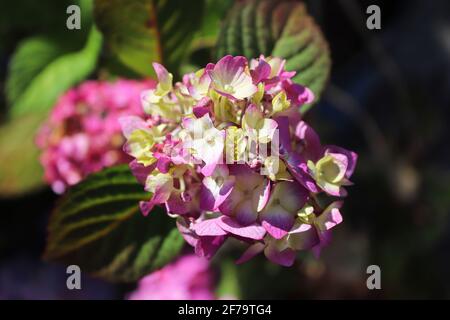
(215, 0), (331, 113)
(6, 27), (102, 118)
(0, 114), (45, 197)
(0, 0), (81, 54)
(179, 0), (234, 75)
(43, 165), (184, 283)
(216, 259), (242, 299)
(5, 37), (65, 106)
(94, 0), (205, 78)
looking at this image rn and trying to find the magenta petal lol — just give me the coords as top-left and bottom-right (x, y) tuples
(155, 155), (171, 173)
(316, 201), (344, 231)
(152, 62), (170, 84)
(129, 160), (155, 185)
(236, 242), (265, 264)
(176, 218), (199, 248)
(260, 206), (295, 240)
(193, 218), (228, 237)
(199, 186), (216, 211)
(297, 86), (314, 105)
(234, 200), (258, 226)
(201, 162), (218, 177)
(288, 223), (320, 250)
(217, 216), (266, 240)
(285, 82), (314, 105)
(261, 221), (288, 240)
(325, 145), (358, 178)
(312, 230), (333, 258)
(193, 97), (212, 118)
(251, 59), (271, 83)
(258, 179), (271, 212)
(215, 55), (247, 77)
(165, 194), (189, 215)
(284, 152), (319, 193)
(195, 235), (226, 259)
(139, 200), (155, 217)
(295, 121), (322, 161)
(200, 174), (235, 211)
(264, 245), (296, 267)
(119, 116), (148, 139)
(274, 116), (292, 154)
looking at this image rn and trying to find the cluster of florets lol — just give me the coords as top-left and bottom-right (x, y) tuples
(37, 79), (155, 194)
(120, 55), (357, 266)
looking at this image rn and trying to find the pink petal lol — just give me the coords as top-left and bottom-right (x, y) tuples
(165, 193), (190, 215)
(119, 116), (148, 139)
(201, 161), (219, 177)
(256, 179), (271, 212)
(312, 230), (333, 258)
(274, 116), (292, 153)
(285, 82), (315, 106)
(152, 62), (170, 85)
(129, 160), (155, 185)
(316, 201), (344, 231)
(250, 59), (271, 83)
(195, 235), (226, 259)
(193, 97), (212, 118)
(200, 170), (235, 211)
(155, 154), (171, 173)
(295, 120), (322, 161)
(284, 152), (319, 193)
(140, 200), (156, 217)
(217, 216), (266, 240)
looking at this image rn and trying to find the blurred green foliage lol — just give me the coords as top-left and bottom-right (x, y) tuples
(44, 165), (184, 283)
(216, 0), (331, 112)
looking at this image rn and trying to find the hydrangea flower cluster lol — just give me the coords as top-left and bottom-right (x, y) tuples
(128, 255), (215, 300)
(37, 79), (155, 194)
(120, 55), (357, 267)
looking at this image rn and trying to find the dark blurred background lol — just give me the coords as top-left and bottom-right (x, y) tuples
(1, 0), (449, 299)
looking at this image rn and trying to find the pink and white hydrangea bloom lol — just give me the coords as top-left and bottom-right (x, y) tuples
(120, 55), (357, 266)
(36, 79), (156, 194)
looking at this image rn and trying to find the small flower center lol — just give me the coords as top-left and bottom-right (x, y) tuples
(223, 84), (235, 94)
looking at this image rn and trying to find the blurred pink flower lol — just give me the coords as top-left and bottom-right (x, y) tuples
(127, 255), (215, 300)
(36, 79), (156, 193)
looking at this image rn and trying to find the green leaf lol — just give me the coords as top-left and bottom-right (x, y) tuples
(44, 165), (184, 283)
(191, 0), (234, 50)
(0, 0), (77, 52)
(0, 114), (45, 197)
(216, 259), (242, 299)
(7, 26), (102, 118)
(215, 0), (331, 113)
(5, 37), (66, 106)
(94, 0), (205, 78)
